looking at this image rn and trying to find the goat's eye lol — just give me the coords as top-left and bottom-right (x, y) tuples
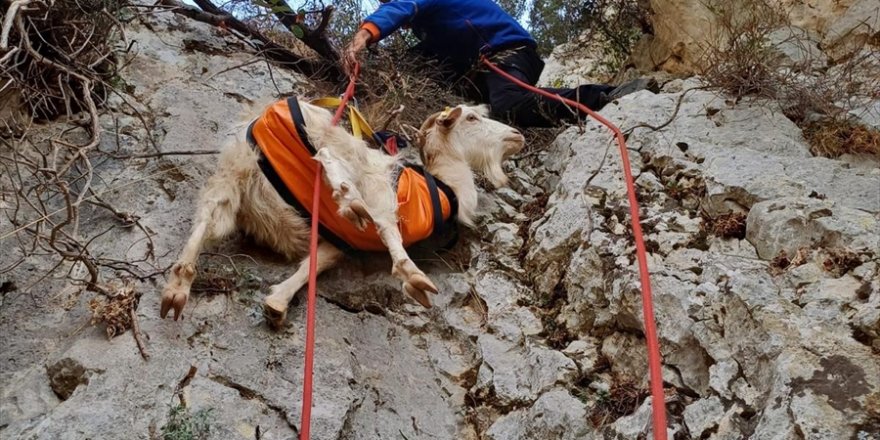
(466, 114), (478, 122)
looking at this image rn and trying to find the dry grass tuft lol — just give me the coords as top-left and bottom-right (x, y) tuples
(699, 0), (788, 99)
(358, 53), (463, 130)
(707, 211), (748, 239)
(802, 119), (880, 159)
(821, 248), (862, 277)
(303, 50), (464, 139)
(588, 376), (651, 426)
(769, 247), (812, 275)
(88, 283), (138, 339)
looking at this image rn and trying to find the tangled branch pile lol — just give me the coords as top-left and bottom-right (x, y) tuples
(1, 0), (130, 133)
(1, 0), (164, 296)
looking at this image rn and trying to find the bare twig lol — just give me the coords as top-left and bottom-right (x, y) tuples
(106, 149), (220, 159)
(380, 105), (405, 131)
(130, 306), (150, 360)
(622, 86), (709, 136)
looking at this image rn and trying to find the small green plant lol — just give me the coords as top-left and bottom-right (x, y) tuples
(161, 404), (214, 440)
(595, 388), (611, 405)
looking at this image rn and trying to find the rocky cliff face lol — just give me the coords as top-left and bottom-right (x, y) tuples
(631, 0), (880, 73)
(1, 7), (879, 440)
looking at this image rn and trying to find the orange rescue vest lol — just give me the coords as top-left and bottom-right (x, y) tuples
(247, 97), (457, 252)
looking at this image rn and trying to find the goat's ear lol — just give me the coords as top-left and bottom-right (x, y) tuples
(420, 113), (439, 133)
(437, 107), (462, 132)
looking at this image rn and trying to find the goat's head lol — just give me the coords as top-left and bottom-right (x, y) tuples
(415, 105), (524, 188)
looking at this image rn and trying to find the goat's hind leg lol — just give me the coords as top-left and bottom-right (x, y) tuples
(160, 173), (241, 320)
(315, 148), (373, 230)
(263, 241), (342, 330)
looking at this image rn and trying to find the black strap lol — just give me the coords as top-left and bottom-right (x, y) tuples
(404, 163), (458, 239)
(248, 116), (353, 252)
(423, 170), (445, 238)
(287, 96), (316, 154)
(246, 120), (258, 148)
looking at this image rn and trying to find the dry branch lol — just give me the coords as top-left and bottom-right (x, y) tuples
(260, 0), (340, 64)
(156, 0), (338, 80)
(130, 306), (150, 360)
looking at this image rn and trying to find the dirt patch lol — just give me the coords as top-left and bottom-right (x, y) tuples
(516, 192), (550, 262)
(189, 254), (264, 298)
(532, 280), (575, 350)
(857, 392), (880, 436)
(46, 358), (89, 401)
(154, 162), (188, 201)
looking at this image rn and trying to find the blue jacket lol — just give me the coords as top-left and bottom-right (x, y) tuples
(362, 0), (535, 71)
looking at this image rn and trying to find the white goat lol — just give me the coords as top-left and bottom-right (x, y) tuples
(159, 98), (524, 329)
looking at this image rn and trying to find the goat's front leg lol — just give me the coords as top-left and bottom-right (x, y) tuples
(161, 176), (240, 320)
(314, 149), (373, 231)
(263, 241), (343, 330)
(372, 215), (439, 308)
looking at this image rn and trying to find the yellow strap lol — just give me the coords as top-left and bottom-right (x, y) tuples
(310, 97), (375, 142)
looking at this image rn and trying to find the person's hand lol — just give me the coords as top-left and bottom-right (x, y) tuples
(344, 29), (372, 76)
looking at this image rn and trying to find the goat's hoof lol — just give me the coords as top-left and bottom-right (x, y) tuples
(404, 281), (434, 308)
(403, 273), (438, 308)
(160, 286), (188, 320)
(263, 298), (288, 331)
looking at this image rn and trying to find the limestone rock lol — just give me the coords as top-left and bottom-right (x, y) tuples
(766, 27), (827, 70)
(485, 389), (591, 440)
(683, 396), (724, 437)
(562, 339), (601, 373)
(476, 334), (578, 405)
(746, 197), (878, 259)
(633, 0), (880, 73)
(3, 4), (880, 439)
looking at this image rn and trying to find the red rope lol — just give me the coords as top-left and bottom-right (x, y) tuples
(480, 56), (668, 439)
(300, 63), (360, 440)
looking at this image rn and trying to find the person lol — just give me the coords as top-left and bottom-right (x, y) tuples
(343, 0), (657, 128)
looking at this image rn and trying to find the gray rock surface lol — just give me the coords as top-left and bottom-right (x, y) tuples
(746, 196), (879, 259)
(683, 396), (725, 437)
(2, 6), (880, 440)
